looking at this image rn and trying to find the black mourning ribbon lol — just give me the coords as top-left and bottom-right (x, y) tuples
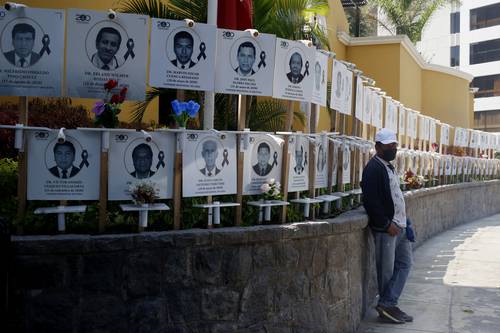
(156, 151), (165, 169)
(79, 150), (89, 169)
(124, 38), (135, 60)
(304, 61), (309, 76)
(272, 151), (278, 167)
(39, 34), (51, 57)
(258, 51), (266, 68)
(197, 42), (207, 61)
(222, 149), (229, 167)
(304, 151), (308, 166)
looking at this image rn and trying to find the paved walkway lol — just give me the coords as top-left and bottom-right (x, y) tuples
(357, 213), (500, 333)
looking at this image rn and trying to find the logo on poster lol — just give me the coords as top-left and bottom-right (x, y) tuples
(75, 14), (91, 23)
(222, 31), (235, 39)
(157, 21), (170, 30)
(35, 131), (49, 140)
(115, 134), (128, 142)
(187, 133), (199, 141)
(280, 40), (289, 48)
(0, 11), (6, 18)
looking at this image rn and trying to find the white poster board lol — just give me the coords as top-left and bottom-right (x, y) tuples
(0, 7), (64, 97)
(27, 129), (100, 200)
(311, 50), (328, 107)
(398, 106), (406, 135)
(182, 132), (237, 197)
(330, 60), (353, 115)
(384, 98), (397, 132)
(362, 86), (372, 124)
(314, 135), (329, 189)
(429, 119), (436, 145)
(108, 131), (175, 200)
(288, 135), (309, 192)
(214, 29), (275, 96)
(407, 111), (418, 139)
(272, 38), (315, 102)
(440, 124), (450, 146)
(331, 142), (340, 186)
(342, 143), (351, 184)
(371, 92), (383, 129)
(66, 9), (148, 100)
(149, 18), (216, 92)
(354, 76), (363, 121)
(242, 134), (283, 195)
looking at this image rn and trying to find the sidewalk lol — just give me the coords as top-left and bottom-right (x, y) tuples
(357, 213), (500, 333)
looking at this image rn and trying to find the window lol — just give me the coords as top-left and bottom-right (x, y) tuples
(470, 3), (500, 30)
(470, 38), (500, 65)
(450, 12), (460, 33)
(450, 45), (460, 67)
(472, 74), (500, 98)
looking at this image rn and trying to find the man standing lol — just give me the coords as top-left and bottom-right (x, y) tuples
(4, 23), (40, 67)
(286, 52), (304, 84)
(91, 27), (122, 70)
(49, 141), (80, 179)
(200, 140), (220, 177)
(171, 31), (196, 69)
(293, 145), (304, 175)
(252, 142), (273, 176)
(361, 128), (413, 324)
(235, 41), (256, 76)
(130, 144), (155, 179)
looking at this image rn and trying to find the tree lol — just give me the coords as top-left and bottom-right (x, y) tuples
(367, 0), (460, 43)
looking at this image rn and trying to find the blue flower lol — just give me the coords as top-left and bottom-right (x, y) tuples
(171, 99), (182, 116)
(186, 100), (200, 117)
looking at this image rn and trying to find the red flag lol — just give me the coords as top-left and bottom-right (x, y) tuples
(217, 0), (253, 30)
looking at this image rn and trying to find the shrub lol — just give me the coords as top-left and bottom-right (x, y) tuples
(0, 158), (18, 223)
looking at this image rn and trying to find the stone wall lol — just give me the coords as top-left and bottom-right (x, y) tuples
(9, 180), (500, 333)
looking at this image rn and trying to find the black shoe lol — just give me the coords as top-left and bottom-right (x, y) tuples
(392, 306), (413, 322)
(375, 305), (406, 324)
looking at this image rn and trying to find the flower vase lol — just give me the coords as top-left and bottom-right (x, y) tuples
(139, 203), (149, 228)
(264, 200), (272, 221)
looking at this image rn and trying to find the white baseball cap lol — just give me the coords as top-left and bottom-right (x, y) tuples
(375, 128), (398, 144)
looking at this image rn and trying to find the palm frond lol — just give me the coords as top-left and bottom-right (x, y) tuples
(247, 100), (305, 132)
(117, 0), (207, 21)
(130, 87), (164, 123)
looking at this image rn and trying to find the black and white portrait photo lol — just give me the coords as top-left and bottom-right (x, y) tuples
(342, 144), (351, 185)
(287, 136), (309, 192)
(91, 27), (122, 70)
(243, 134), (283, 195)
(48, 141), (81, 179)
(0, 8), (64, 97)
(215, 29), (275, 96)
(108, 131), (174, 200)
(66, 9), (148, 101)
(330, 60), (353, 115)
(27, 130), (100, 200)
(183, 132), (237, 197)
(273, 38), (315, 102)
(311, 51), (328, 106)
(150, 19), (216, 92)
(315, 138), (329, 189)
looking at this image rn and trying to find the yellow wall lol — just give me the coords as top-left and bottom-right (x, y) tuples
(399, 47), (422, 111)
(421, 70), (471, 128)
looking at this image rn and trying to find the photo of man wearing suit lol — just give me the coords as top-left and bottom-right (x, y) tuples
(200, 140), (220, 177)
(235, 41), (256, 77)
(286, 52), (304, 84)
(91, 27), (122, 71)
(252, 142), (273, 176)
(3, 23), (40, 68)
(48, 141), (80, 179)
(171, 31), (196, 69)
(130, 143), (155, 179)
(294, 145), (305, 175)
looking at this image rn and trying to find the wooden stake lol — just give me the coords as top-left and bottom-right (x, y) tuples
(280, 136), (290, 223)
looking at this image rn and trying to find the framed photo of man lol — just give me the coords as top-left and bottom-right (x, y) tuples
(215, 29), (276, 96)
(272, 38), (315, 102)
(330, 60), (353, 115)
(27, 129), (100, 200)
(182, 132), (237, 197)
(287, 135), (309, 192)
(108, 131), (174, 200)
(66, 9), (148, 101)
(243, 134), (283, 195)
(149, 19), (216, 92)
(0, 7), (64, 97)
(342, 143), (351, 185)
(314, 135), (329, 189)
(311, 51), (328, 107)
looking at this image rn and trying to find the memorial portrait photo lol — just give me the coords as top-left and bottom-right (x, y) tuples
(294, 144), (305, 175)
(0, 8), (64, 97)
(108, 132), (174, 200)
(287, 52), (304, 84)
(311, 51), (328, 106)
(243, 134), (283, 195)
(27, 130), (100, 200)
(287, 136), (309, 192)
(315, 138), (329, 189)
(215, 29), (275, 96)
(150, 19), (216, 92)
(330, 60), (353, 116)
(183, 132), (237, 197)
(66, 9), (149, 100)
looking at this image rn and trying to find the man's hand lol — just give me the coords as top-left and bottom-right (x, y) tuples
(387, 222), (400, 236)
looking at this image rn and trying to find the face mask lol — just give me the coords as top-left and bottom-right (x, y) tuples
(382, 148), (397, 161)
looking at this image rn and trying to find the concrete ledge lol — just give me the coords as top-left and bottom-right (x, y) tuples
(10, 180), (500, 332)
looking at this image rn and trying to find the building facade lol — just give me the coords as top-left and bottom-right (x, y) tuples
(416, 0), (500, 132)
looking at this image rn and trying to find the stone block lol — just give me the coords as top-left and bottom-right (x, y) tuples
(126, 251), (162, 298)
(128, 298), (166, 333)
(78, 294), (127, 332)
(80, 253), (126, 294)
(201, 287), (240, 321)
